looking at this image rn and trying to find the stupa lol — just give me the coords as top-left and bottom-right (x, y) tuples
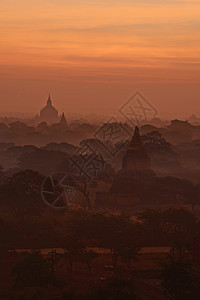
(96, 126), (156, 208)
(35, 95), (63, 125)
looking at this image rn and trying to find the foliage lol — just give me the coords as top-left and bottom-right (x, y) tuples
(0, 170), (44, 222)
(138, 208), (198, 251)
(160, 257), (200, 299)
(84, 278), (139, 300)
(119, 246), (140, 267)
(10, 253), (59, 289)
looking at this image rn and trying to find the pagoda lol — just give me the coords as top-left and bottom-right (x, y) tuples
(96, 126), (156, 208)
(59, 112), (67, 127)
(109, 126), (155, 197)
(122, 126), (151, 171)
(37, 94), (60, 124)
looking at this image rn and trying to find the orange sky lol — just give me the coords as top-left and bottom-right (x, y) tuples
(0, 0), (200, 118)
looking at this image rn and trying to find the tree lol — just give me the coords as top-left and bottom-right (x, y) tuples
(0, 164), (5, 185)
(137, 209), (167, 246)
(18, 149), (68, 175)
(96, 162), (115, 182)
(0, 218), (17, 254)
(84, 278), (139, 300)
(63, 236), (84, 279)
(184, 184), (200, 211)
(143, 131), (176, 157)
(8, 121), (28, 131)
(97, 215), (141, 267)
(119, 246), (140, 268)
(37, 121), (49, 133)
(81, 249), (98, 274)
(42, 142), (78, 154)
(162, 208), (198, 257)
(0, 170), (44, 223)
(138, 208), (198, 251)
(65, 212), (142, 268)
(143, 131), (181, 174)
(11, 252), (57, 289)
(160, 257), (194, 299)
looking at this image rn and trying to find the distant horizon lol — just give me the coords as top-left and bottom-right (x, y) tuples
(0, 91), (200, 121)
(0, 109), (199, 123)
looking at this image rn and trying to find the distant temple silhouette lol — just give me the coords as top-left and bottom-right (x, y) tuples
(96, 126), (156, 208)
(35, 94), (67, 125)
(60, 112), (67, 127)
(122, 126), (151, 171)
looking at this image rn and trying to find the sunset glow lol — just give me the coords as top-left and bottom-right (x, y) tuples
(0, 0), (200, 116)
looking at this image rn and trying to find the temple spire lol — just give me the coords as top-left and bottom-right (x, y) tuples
(128, 126), (143, 150)
(60, 112), (67, 127)
(47, 94), (52, 106)
(122, 125), (150, 170)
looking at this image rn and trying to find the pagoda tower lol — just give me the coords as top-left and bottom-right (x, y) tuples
(109, 126), (155, 197)
(59, 112), (67, 127)
(36, 94), (61, 125)
(122, 126), (151, 171)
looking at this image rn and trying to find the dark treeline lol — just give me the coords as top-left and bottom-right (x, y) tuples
(1, 119), (200, 298)
(0, 120), (98, 146)
(1, 201), (200, 298)
(1, 170), (200, 298)
(1, 119), (200, 182)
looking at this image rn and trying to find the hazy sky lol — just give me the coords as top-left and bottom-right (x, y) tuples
(0, 0), (200, 119)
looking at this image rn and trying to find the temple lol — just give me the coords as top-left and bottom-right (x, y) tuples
(35, 95), (66, 125)
(122, 126), (151, 171)
(60, 112), (67, 127)
(96, 126), (156, 208)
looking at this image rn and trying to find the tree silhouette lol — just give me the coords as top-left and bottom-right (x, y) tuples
(0, 170), (44, 223)
(11, 252), (57, 289)
(63, 236), (84, 279)
(119, 246), (140, 268)
(160, 257), (195, 299)
(84, 278), (139, 300)
(81, 249), (98, 274)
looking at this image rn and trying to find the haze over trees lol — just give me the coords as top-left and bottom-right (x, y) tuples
(1, 119), (200, 298)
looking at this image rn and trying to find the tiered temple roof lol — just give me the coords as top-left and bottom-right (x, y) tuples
(109, 126), (155, 196)
(36, 94), (66, 125)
